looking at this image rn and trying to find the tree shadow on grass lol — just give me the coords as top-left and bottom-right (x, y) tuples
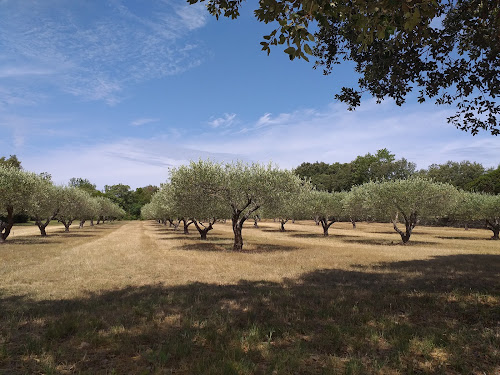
(1, 237), (63, 246)
(260, 228), (300, 233)
(175, 242), (299, 253)
(340, 237), (437, 246)
(1, 254), (498, 374)
(436, 235), (491, 241)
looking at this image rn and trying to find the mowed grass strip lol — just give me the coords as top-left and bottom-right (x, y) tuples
(0, 220), (498, 374)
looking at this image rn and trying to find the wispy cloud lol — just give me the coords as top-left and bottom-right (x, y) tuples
(130, 118), (160, 127)
(0, 0), (209, 105)
(188, 101), (500, 170)
(21, 138), (247, 189)
(208, 113), (237, 128)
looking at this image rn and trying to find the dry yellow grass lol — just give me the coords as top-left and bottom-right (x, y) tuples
(1, 220), (497, 299)
(0, 220), (498, 374)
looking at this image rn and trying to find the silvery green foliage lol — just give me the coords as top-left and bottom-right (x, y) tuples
(1, 166), (40, 240)
(94, 196), (124, 221)
(360, 177), (459, 242)
(449, 190), (485, 224)
(56, 187), (93, 231)
(361, 177), (459, 223)
(261, 174), (313, 221)
(310, 190), (346, 221)
(170, 160), (229, 221)
(143, 184), (178, 222)
(476, 193), (500, 239)
(0, 166), (39, 216)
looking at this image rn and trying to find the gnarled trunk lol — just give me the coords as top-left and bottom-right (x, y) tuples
(60, 220), (72, 233)
(393, 211), (417, 244)
(90, 219), (94, 226)
(194, 219), (215, 240)
(486, 219), (500, 240)
(182, 219), (192, 234)
(0, 207), (14, 242)
(280, 219), (288, 232)
(35, 218), (51, 237)
(320, 217), (336, 236)
(79, 220), (85, 229)
(232, 216), (244, 251)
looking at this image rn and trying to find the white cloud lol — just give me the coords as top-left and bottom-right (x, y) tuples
(0, 66), (55, 78)
(0, 0), (209, 104)
(208, 113), (237, 128)
(21, 138), (248, 190)
(130, 118), (160, 127)
(188, 102), (500, 170)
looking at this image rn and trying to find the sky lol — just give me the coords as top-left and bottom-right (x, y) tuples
(1, 0), (498, 189)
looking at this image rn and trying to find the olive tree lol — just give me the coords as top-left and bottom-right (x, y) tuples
(449, 190), (484, 230)
(0, 166), (39, 242)
(170, 160), (229, 240)
(56, 187), (93, 232)
(310, 190), (346, 236)
(363, 177), (459, 243)
(477, 194), (500, 240)
(227, 162), (307, 250)
(267, 179), (314, 232)
(343, 184), (374, 229)
(28, 180), (61, 236)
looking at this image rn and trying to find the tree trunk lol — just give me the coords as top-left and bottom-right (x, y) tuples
(61, 220), (72, 233)
(0, 207), (14, 242)
(392, 212), (415, 244)
(79, 220), (85, 229)
(182, 219), (194, 235)
(194, 220), (214, 240)
(90, 219), (94, 226)
(280, 219), (288, 232)
(464, 223), (469, 231)
(351, 218), (356, 229)
(232, 214), (244, 251)
(486, 219), (500, 240)
(233, 224), (243, 250)
(320, 217), (335, 236)
(254, 216), (259, 228)
(35, 218), (51, 237)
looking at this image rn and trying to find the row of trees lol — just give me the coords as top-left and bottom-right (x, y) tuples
(0, 166), (125, 242)
(69, 178), (158, 219)
(142, 160), (500, 250)
(295, 149), (499, 193)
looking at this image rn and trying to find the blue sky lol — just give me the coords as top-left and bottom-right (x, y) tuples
(1, 0), (498, 189)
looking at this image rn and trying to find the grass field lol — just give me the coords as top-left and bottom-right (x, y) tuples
(0, 220), (498, 374)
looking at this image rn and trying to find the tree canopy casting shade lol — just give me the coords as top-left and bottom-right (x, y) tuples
(188, 0), (500, 135)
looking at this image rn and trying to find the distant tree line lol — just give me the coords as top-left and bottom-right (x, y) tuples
(294, 149), (500, 194)
(69, 178), (158, 219)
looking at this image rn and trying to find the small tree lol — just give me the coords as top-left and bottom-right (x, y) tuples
(267, 179), (313, 232)
(57, 187), (93, 232)
(0, 166), (38, 242)
(170, 160), (229, 240)
(449, 190), (484, 230)
(363, 177), (459, 243)
(29, 180), (61, 236)
(478, 194), (500, 240)
(310, 191), (346, 236)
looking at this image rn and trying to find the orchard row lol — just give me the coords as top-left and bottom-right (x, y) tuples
(142, 160), (500, 250)
(0, 166), (125, 242)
